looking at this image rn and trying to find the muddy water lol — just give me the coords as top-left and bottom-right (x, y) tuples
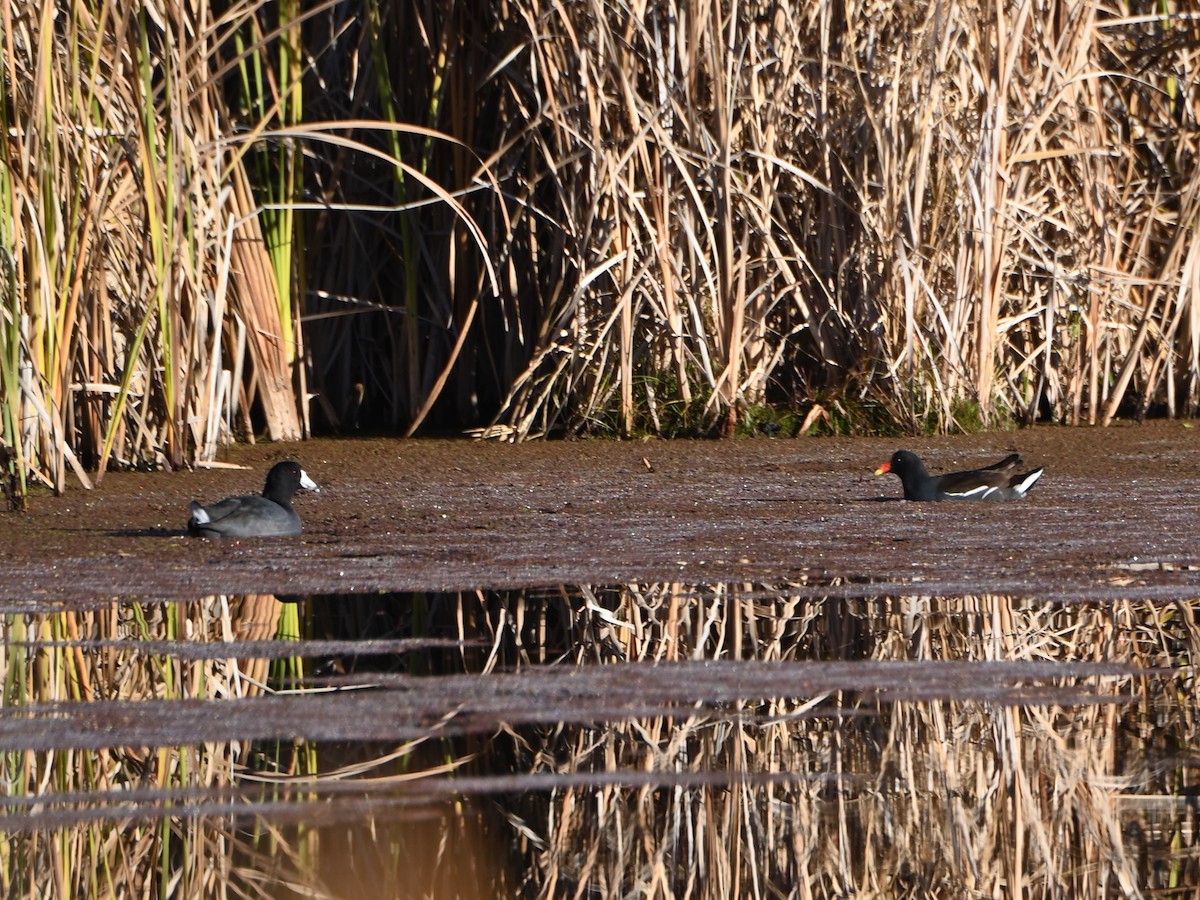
(4, 424), (1200, 897)
(3, 421), (1200, 603)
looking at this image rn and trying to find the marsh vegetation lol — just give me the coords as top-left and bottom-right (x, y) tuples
(2, 2), (1198, 499)
(4, 2), (1200, 896)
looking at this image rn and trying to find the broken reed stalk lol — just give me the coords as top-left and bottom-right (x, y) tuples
(228, 2), (307, 441)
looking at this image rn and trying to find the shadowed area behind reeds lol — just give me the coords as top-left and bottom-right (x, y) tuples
(2, 586), (1196, 897)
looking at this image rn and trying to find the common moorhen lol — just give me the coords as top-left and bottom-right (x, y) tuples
(188, 461), (319, 537)
(875, 450), (1043, 501)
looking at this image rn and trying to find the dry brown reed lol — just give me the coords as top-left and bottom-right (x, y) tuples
(254, 0), (1200, 437)
(457, 0), (1200, 436)
(2, 2), (1198, 496)
(0, 1), (314, 499)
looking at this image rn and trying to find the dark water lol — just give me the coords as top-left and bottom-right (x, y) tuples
(5, 425), (1200, 601)
(4, 585), (1196, 897)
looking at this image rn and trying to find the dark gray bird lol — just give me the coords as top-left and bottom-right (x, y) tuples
(875, 450), (1043, 501)
(187, 461), (319, 537)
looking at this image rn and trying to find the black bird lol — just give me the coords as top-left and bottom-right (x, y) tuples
(875, 450), (1043, 501)
(187, 461), (319, 537)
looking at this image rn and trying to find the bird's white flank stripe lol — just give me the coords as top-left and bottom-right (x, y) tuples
(1014, 468), (1044, 496)
(946, 484), (993, 498)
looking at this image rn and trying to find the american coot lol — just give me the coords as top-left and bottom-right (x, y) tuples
(874, 450), (1044, 501)
(187, 461), (319, 537)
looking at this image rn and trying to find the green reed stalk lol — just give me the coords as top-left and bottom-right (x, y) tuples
(235, 3), (303, 372)
(0, 230), (23, 504)
(270, 0), (302, 369)
(94, 11), (172, 476)
(143, 13), (181, 467)
(364, 0), (422, 411)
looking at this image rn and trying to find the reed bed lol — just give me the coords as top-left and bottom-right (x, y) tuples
(4, 586), (1195, 897)
(490, 0), (1200, 435)
(3, 2), (1198, 498)
(248, 0), (1200, 436)
(0, 0), (308, 501)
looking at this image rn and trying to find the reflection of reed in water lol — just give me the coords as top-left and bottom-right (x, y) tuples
(284, 585), (1195, 896)
(418, 585), (1190, 897)
(3, 586), (1195, 896)
(230, 593), (284, 697)
(2, 594), (310, 896)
